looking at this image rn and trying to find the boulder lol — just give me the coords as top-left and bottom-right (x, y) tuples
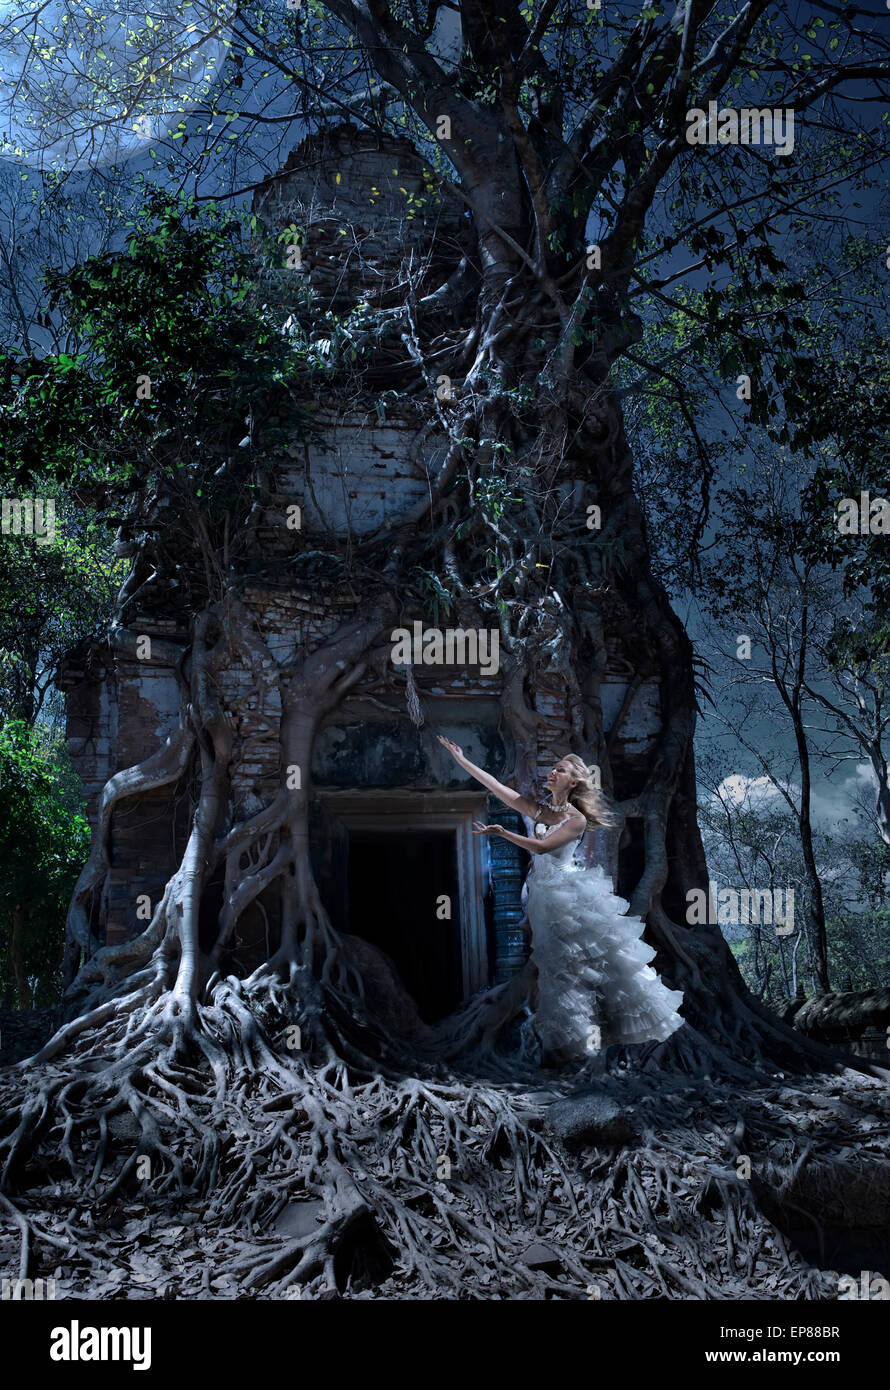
(545, 1090), (636, 1149)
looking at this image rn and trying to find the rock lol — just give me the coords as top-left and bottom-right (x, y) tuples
(520, 1242), (562, 1271)
(272, 1199), (326, 1240)
(545, 1091), (636, 1149)
(772, 996), (804, 1026)
(521, 1090), (563, 1106)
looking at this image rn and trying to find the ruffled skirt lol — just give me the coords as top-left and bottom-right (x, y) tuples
(527, 858), (685, 1057)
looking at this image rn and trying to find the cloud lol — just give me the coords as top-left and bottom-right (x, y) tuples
(809, 763), (876, 830)
(712, 774), (787, 812)
(714, 766), (877, 830)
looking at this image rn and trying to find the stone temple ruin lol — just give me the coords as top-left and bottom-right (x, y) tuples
(60, 125), (663, 1032)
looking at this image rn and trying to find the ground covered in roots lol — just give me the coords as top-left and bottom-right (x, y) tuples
(2, 974), (889, 1301)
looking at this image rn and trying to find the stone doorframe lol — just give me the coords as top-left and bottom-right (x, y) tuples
(316, 789), (490, 998)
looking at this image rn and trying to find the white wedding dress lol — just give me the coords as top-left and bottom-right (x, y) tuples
(526, 816), (685, 1059)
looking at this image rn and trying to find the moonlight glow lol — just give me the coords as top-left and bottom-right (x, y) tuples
(0, 0), (235, 169)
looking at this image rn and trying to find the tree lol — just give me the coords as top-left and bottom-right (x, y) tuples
(699, 456), (841, 990)
(2, 0), (890, 1299)
(797, 338), (890, 843)
(0, 501), (116, 726)
(697, 430), (890, 994)
(697, 734), (890, 1003)
(0, 722), (90, 1009)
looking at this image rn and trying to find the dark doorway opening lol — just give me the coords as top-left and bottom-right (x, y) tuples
(346, 830), (462, 1023)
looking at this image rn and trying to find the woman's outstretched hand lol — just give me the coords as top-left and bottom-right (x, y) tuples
(472, 821), (503, 837)
(437, 735), (466, 763)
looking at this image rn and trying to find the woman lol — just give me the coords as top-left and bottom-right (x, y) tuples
(437, 735), (685, 1067)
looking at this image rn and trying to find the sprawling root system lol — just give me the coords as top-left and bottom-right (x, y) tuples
(2, 957), (888, 1301)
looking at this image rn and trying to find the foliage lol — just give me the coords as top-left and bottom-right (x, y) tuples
(0, 190), (307, 509)
(0, 496), (118, 725)
(0, 721), (90, 1008)
(798, 339), (890, 655)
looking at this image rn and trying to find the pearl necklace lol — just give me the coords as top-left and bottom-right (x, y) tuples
(549, 799), (570, 813)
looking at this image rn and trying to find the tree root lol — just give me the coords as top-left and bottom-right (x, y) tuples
(1, 967), (887, 1301)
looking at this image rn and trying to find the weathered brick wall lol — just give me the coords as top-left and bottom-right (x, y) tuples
(59, 651), (118, 825)
(63, 606), (661, 949)
(252, 123), (468, 313)
(261, 406), (446, 541)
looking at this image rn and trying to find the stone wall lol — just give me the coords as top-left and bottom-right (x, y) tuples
(252, 123), (468, 314)
(62, 598), (663, 950)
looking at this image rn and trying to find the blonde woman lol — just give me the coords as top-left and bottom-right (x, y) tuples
(436, 736), (685, 1067)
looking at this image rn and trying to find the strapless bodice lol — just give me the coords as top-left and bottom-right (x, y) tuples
(532, 818), (585, 867)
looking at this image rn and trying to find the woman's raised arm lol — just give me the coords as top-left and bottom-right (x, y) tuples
(471, 812), (587, 855)
(436, 736), (540, 818)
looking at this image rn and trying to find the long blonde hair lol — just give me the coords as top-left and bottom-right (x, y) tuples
(560, 754), (619, 829)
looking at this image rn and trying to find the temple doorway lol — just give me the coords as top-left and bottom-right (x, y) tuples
(315, 790), (491, 1020)
(347, 829), (460, 1023)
